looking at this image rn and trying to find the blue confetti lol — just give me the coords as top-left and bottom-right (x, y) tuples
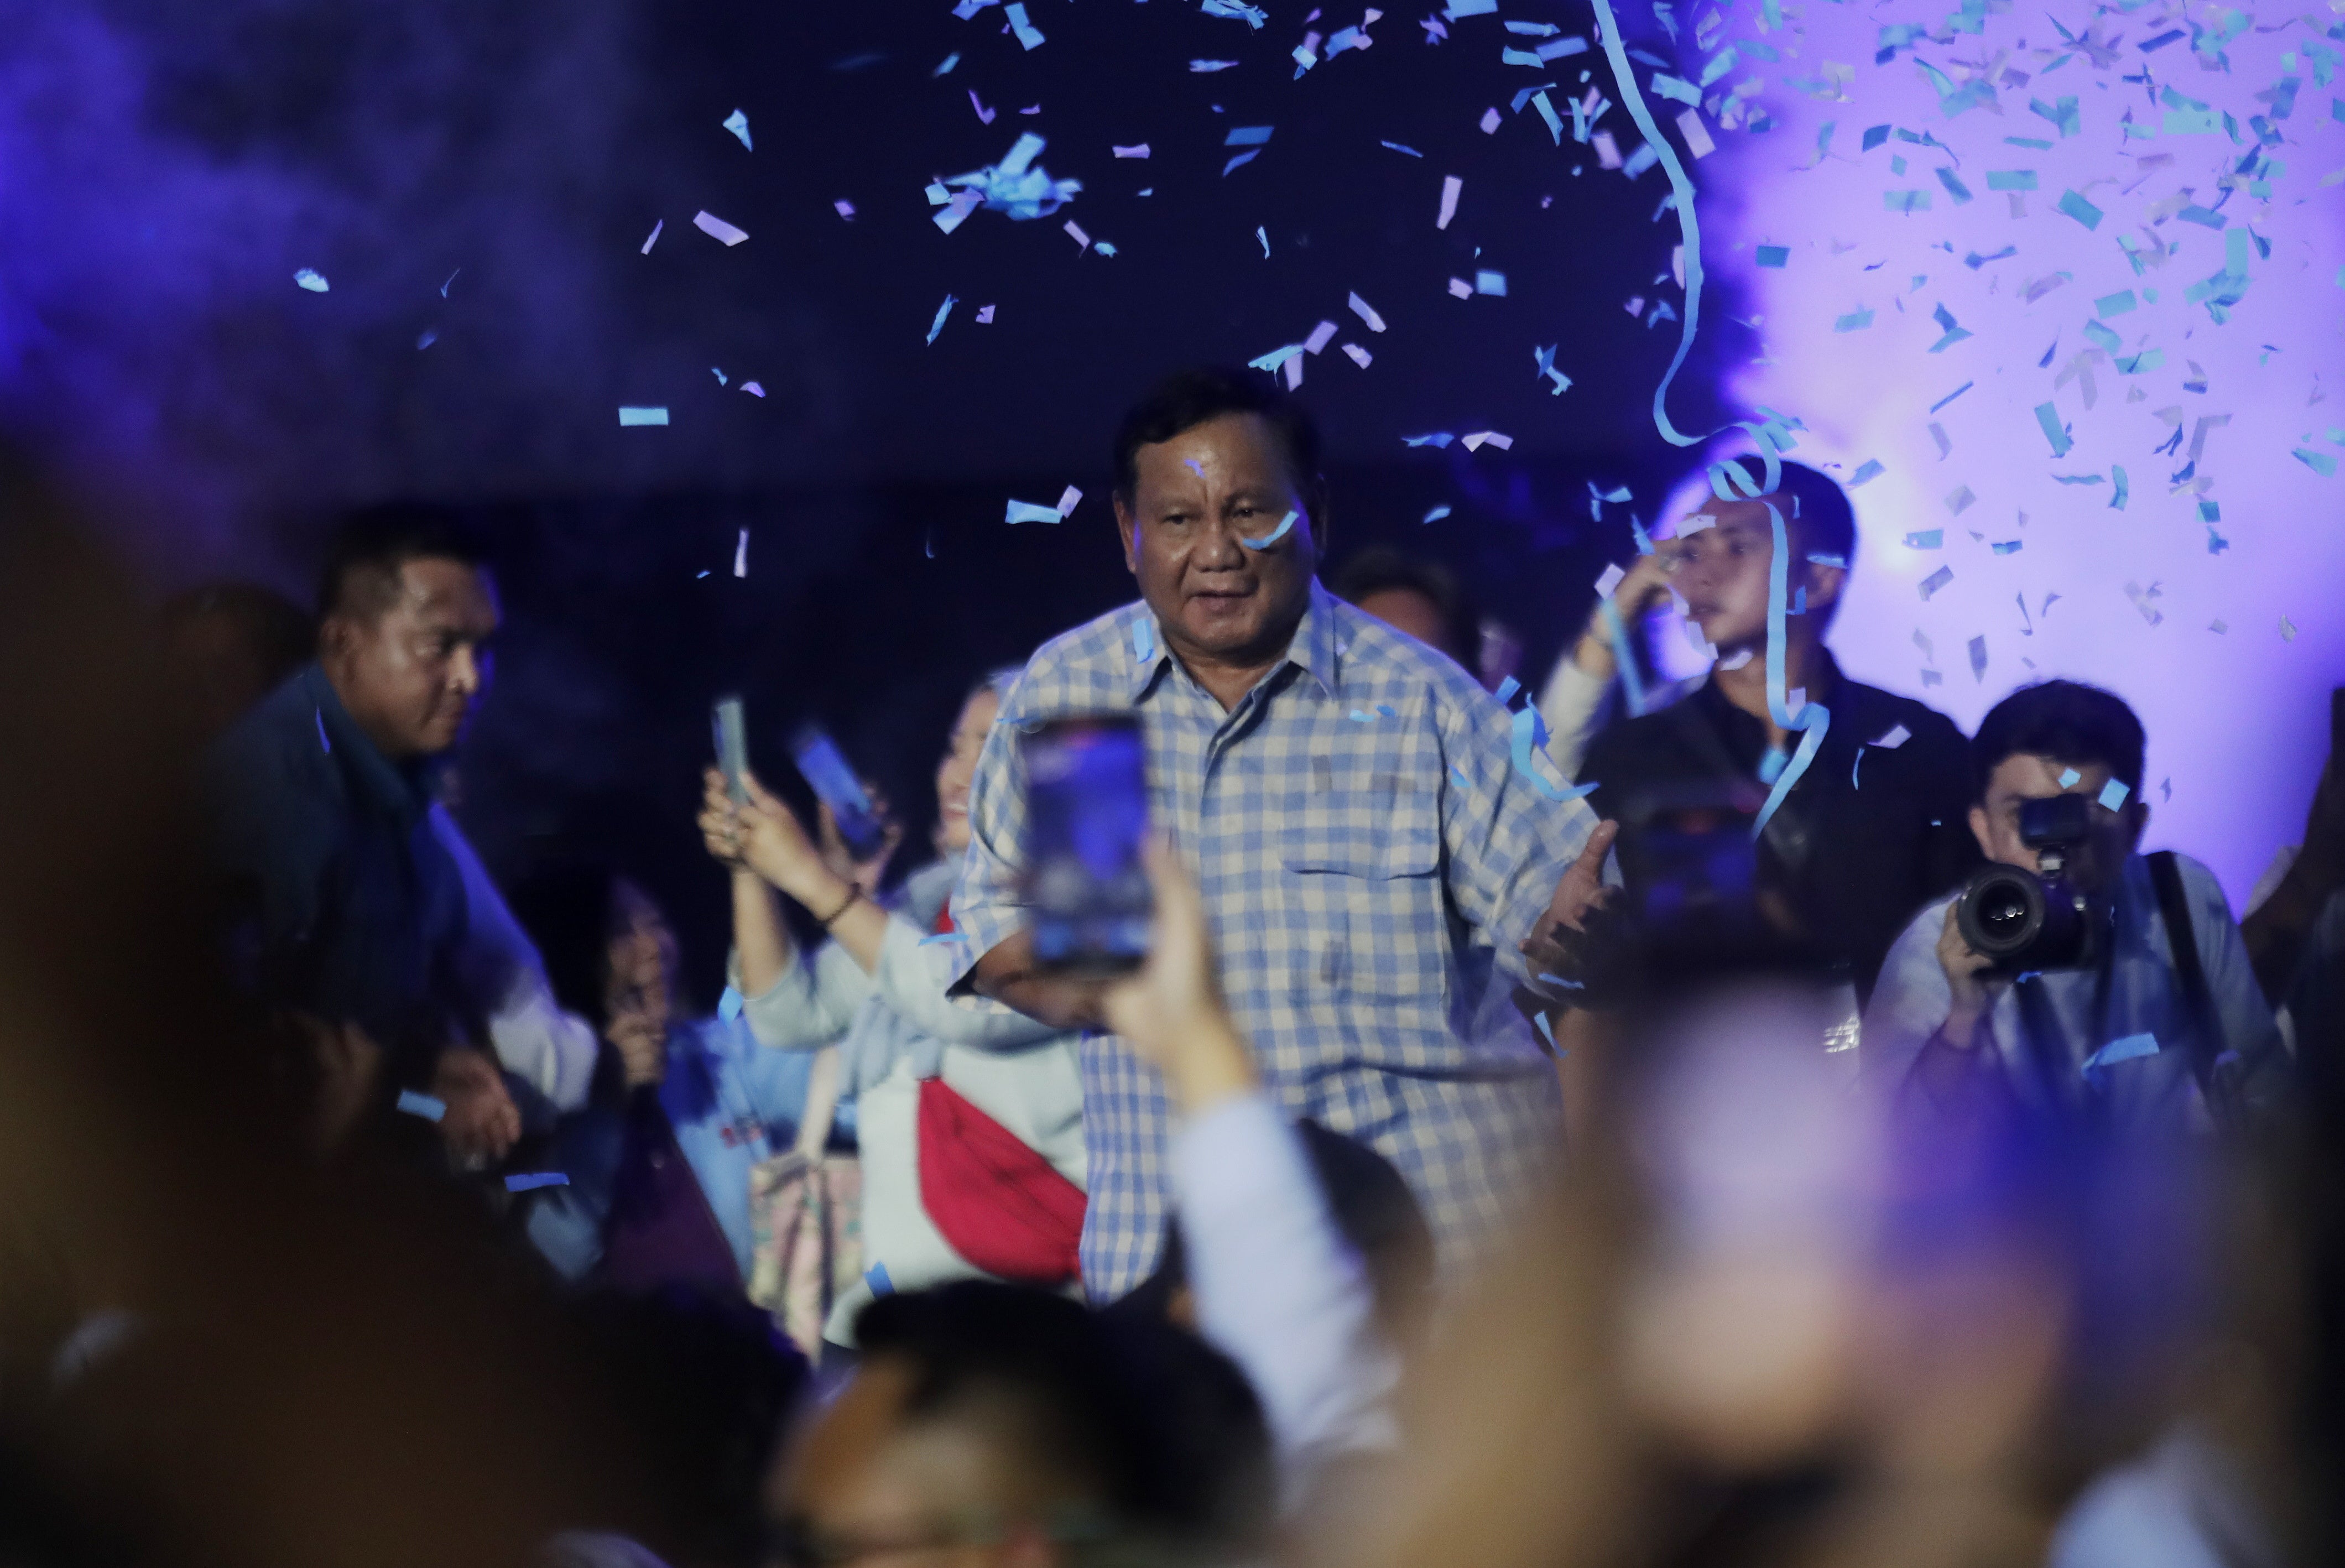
(926, 293), (957, 345)
(2098, 779), (2130, 811)
(396, 1089), (446, 1122)
(2082, 1033), (2160, 1075)
(505, 1173), (571, 1192)
(718, 986), (744, 1022)
(1239, 509), (1299, 549)
(864, 1262), (896, 1296)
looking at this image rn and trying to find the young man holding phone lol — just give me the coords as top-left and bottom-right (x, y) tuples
(945, 367), (1607, 1300)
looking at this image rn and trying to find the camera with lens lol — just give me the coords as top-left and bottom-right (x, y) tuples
(1955, 793), (2104, 974)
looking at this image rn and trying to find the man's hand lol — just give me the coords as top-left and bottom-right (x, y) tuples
(1570, 552), (1680, 674)
(1936, 902), (2007, 1046)
(1539, 820), (1620, 937)
(431, 1048), (522, 1166)
(1103, 840), (1256, 1113)
(970, 929), (1114, 1034)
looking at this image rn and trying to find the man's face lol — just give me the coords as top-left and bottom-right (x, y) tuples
(772, 1357), (1074, 1568)
(321, 558), (499, 759)
(1114, 411), (1320, 669)
(1969, 753), (2146, 896)
(1666, 495), (1840, 656)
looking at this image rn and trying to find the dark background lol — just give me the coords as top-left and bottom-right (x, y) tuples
(8, 0), (1740, 994)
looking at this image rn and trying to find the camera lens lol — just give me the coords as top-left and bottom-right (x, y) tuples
(1958, 867), (2045, 961)
(1976, 885), (2031, 937)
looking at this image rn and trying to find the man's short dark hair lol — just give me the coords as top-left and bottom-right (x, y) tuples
(855, 1280), (1273, 1551)
(1328, 547), (1480, 667)
(1112, 366), (1324, 506)
(1972, 679), (2146, 801)
(1707, 456), (1857, 571)
(315, 503), (492, 622)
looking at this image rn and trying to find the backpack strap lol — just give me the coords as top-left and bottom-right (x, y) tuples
(2148, 850), (2239, 1126)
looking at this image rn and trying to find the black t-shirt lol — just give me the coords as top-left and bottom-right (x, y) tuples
(1581, 655), (1980, 1002)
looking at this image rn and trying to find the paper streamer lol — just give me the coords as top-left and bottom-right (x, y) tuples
(1598, 596), (1648, 718)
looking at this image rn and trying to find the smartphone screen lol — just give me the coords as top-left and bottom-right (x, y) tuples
(789, 726), (889, 859)
(1020, 715), (1151, 972)
(712, 696), (749, 805)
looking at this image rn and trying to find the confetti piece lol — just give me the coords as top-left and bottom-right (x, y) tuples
(1480, 106), (1502, 133)
(1595, 563), (1627, 598)
(1905, 529), (1943, 549)
(1005, 499), (1065, 524)
(926, 294), (957, 345)
(506, 1173), (570, 1192)
(1475, 270), (1508, 295)
(1510, 705), (1598, 804)
(1437, 175), (1463, 228)
(2056, 190), (2103, 230)
(618, 407), (669, 426)
(718, 986), (744, 1022)
(733, 528), (749, 577)
(1003, 1), (1045, 48)
(1677, 107), (1715, 157)
(1055, 486), (1082, 515)
(1460, 430), (1514, 451)
(1303, 320), (1339, 355)
(1064, 219), (1090, 249)
(1403, 433), (1455, 447)
(1848, 459), (1884, 487)
(2282, 616), (2299, 642)
(2033, 402), (2072, 457)
(2083, 1033), (2160, 1075)
(934, 51), (961, 75)
(1986, 169), (2037, 190)
(294, 269), (329, 292)
(1833, 308), (1875, 332)
(1872, 723), (1912, 749)
(1919, 565), (1955, 600)
(1201, 0), (1267, 24)
(1223, 149), (1260, 176)
(2109, 466), (2128, 508)
(1945, 485), (1975, 515)
(2098, 779), (2130, 811)
(1422, 504), (1452, 523)
(722, 108), (752, 149)
(1131, 617), (1157, 664)
(1342, 342), (1372, 367)
(864, 1262), (895, 1297)
(397, 1090), (447, 1122)
(1755, 244), (1789, 268)
(1968, 635), (1988, 682)
(1448, 277), (1474, 299)
(833, 200), (856, 220)
(1257, 226), (1270, 257)
(742, 381), (765, 397)
(1929, 383), (1973, 413)
(640, 219), (663, 254)
(1191, 59), (1239, 71)
(693, 210), (750, 246)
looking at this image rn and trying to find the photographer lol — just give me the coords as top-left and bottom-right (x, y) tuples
(1863, 681), (2290, 1128)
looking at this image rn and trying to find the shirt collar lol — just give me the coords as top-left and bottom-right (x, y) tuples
(300, 662), (439, 824)
(1123, 580), (1343, 704)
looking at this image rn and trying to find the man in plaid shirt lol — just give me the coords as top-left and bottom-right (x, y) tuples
(947, 367), (1606, 1299)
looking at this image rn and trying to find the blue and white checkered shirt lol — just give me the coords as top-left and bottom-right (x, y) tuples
(947, 581), (1597, 1298)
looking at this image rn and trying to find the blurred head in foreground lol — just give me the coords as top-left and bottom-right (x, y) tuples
(772, 1280), (1272, 1567)
(1322, 978), (2243, 1568)
(157, 580), (314, 744)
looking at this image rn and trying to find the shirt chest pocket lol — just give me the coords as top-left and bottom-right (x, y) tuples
(1278, 726), (1447, 1004)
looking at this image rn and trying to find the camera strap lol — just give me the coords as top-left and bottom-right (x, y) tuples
(2148, 850), (2239, 1128)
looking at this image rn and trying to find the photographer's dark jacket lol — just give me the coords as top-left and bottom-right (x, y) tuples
(1581, 653), (1980, 1000)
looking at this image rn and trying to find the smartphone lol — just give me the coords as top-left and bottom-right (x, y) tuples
(1019, 714), (1152, 972)
(789, 725), (890, 860)
(712, 696), (749, 805)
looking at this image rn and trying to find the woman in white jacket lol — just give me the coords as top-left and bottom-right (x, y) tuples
(699, 673), (1086, 1352)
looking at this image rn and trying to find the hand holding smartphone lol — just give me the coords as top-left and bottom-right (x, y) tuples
(712, 696), (749, 805)
(790, 725), (892, 861)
